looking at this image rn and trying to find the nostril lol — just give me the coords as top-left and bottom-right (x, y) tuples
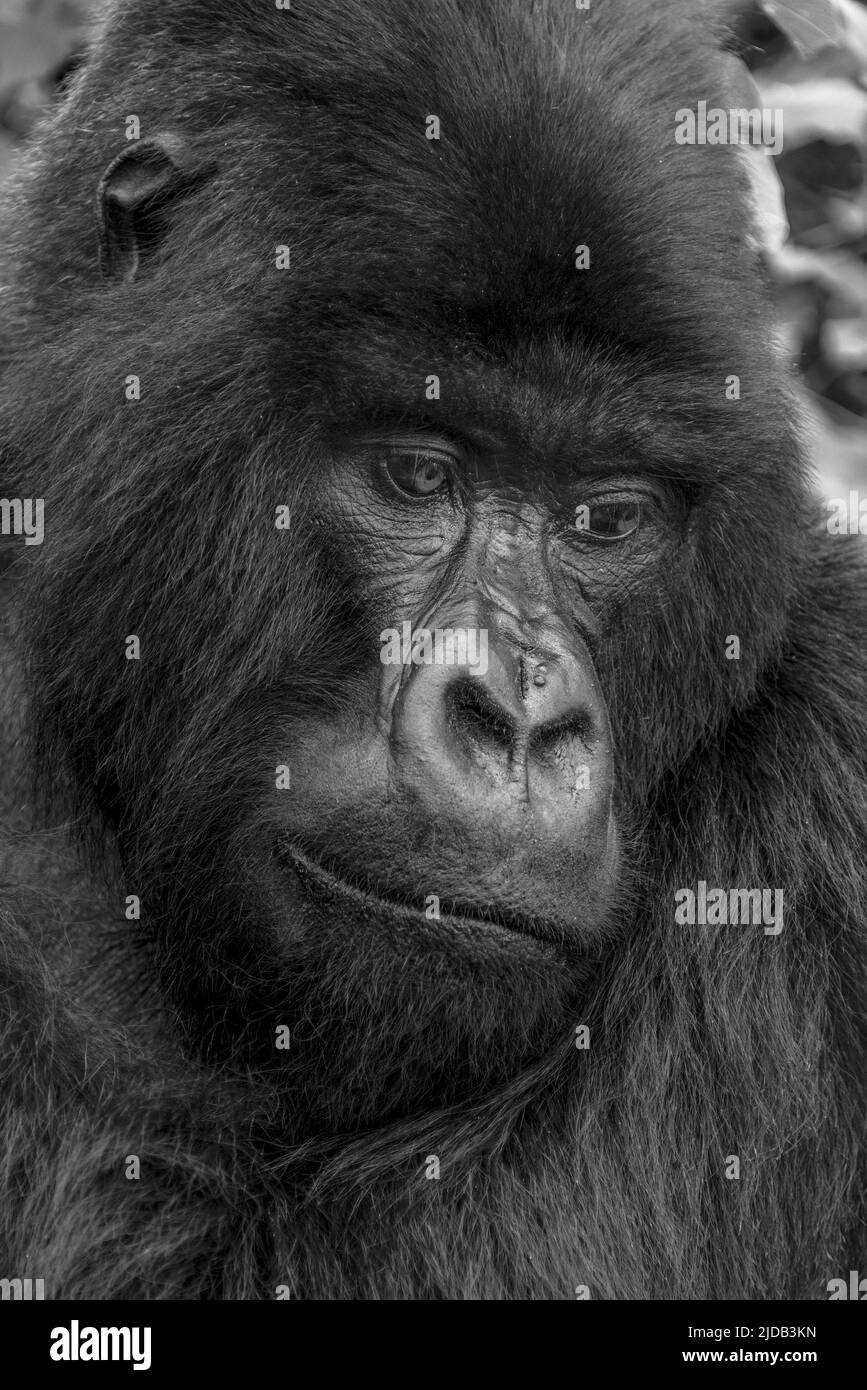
(447, 677), (517, 754)
(529, 713), (594, 761)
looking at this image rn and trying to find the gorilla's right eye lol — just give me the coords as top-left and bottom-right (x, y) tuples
(382, 445), (453, 499)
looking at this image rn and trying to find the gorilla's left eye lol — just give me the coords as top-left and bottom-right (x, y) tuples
(575, 496), (642, 542)
(383, 446), (452, 499)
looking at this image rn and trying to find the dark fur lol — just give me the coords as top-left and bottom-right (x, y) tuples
(0, 0), (864, 1298)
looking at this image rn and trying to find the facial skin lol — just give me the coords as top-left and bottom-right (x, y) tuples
(269, 430), (679, 966)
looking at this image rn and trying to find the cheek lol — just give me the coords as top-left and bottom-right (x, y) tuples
(314, 466), (465, 594)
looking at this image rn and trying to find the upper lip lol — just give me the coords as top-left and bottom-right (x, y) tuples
(281, 841), (569, 949)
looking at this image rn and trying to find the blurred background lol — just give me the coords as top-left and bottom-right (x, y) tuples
(1, 0), (866, 492)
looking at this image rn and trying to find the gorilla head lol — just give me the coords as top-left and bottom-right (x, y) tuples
(0, 0), (863, 1299)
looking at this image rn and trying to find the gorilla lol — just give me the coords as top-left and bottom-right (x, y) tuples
(0, 0), (864, 1300)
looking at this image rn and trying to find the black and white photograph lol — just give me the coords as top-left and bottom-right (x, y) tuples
(0, 0), (866, 1339)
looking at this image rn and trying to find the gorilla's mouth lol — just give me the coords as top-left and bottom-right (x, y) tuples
(282, 842), (567, 952)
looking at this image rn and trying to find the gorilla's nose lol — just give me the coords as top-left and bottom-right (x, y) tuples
(390, 626), (614, 846)
(445, 645), (592, 772)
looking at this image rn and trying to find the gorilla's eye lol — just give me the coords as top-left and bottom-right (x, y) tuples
(575, 496), (642, 542)
(383, 446), (452, 499)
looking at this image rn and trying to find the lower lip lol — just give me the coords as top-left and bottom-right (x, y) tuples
(283, 844), (559, 952)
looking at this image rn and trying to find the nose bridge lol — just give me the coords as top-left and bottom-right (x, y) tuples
(472, 501), (557, 649)
(448, 504), (593, 746)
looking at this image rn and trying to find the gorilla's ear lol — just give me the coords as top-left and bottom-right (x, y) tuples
(96, 135), (205, 282)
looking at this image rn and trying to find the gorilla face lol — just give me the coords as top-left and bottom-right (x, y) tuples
(233, 413), (690, 1111)
(276, 430), (635, 951)
(259, 437), (630, 1097)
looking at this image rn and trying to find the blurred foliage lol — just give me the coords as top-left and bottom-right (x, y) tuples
(1, 0), (866, 489)
(0, 0), (88, 174)
(745, 0), (867, 490)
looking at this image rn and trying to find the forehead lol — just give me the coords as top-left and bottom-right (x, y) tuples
(218, 5), (764, 403)
(107, 0), (756, 349)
